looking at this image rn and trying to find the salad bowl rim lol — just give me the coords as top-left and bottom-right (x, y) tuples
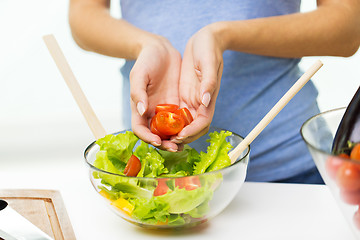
(83, 126), (250, 180)
(300, 107), (360, 165)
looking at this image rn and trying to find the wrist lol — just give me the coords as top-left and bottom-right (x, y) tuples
(208, 21), (231, 52)
(136, 33), (170, 58)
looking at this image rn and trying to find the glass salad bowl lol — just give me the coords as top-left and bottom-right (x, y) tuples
(301, 108), (360, 239)
(84, 126), (250, 229)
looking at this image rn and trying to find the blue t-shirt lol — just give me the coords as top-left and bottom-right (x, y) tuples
(119, 0), (320, 182)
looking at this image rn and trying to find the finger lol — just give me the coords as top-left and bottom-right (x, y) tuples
(181, 124), (210, 144)
(132, 124), (162, 147)
(173, 111), (211, 144)
(131, 102), (162, 146)
(199, 60), (223, 108)
(158, 140), (180, 152)
(177, 143), (185, 152)
(129, 68), (149, 116)
(179, 51), (201, 110)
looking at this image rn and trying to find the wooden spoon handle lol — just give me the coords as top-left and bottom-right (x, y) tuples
(43, 34), (107, 140)
(229, 60), (323, 164)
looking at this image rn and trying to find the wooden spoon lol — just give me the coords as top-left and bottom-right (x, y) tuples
(43, 34), (107, 140)
(229, 60), (323, 164)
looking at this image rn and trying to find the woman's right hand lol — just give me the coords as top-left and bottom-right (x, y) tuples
(130, 35), (182, 152)
(69, 1), (181, 151)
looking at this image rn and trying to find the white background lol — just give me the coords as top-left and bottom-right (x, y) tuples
(0, 0), (359, 163)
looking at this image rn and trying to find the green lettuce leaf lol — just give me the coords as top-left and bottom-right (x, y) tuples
(113, 182), (153, 200)
(160, 145), (200, 176)
(133, 140), (150, 160)
(130, 186), (213, 225)
(157, 186), (213, 214)
(193, 131), (233, 174)
(93, 151), (124, 186)
(134, 141), (150, 178)
(167, 214), (186, 226)
(96, 131), (139, 172)
(98, 185), (136, 201)
(185, 200), (211, 218)
(130, 197), (170, 224)
(134, 140), (169, 177)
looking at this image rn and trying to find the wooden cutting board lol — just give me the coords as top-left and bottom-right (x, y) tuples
(0, 189), (76, 240)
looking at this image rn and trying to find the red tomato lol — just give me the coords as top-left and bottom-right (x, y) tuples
(175, 176), (201, 191)
(154, 111), (185, 136)
(351, 143), (360, 161)
(153, 179), (170, 196)
(175, 108), (193, 126)
(150, 117), (170, 140)
(124, 155), (141, 177)
(336, 162), (360, 191)
(354, 207), (360, 230)
(340, 189), (360, 205)
(155, 104), (179, 114)
(326, 154), (349, 179)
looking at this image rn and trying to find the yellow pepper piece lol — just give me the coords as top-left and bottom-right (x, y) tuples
(157, 218), (169, 225)
(99, 190), (110, 200)
(111, 198), (135, 216)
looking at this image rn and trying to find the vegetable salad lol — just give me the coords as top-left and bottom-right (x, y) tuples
(92, 130), (234, 226)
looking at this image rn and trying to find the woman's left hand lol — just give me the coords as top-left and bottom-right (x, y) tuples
(173, 23), (226, 145)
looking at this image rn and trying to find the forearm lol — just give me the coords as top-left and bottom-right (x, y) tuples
(214, 0), (360, 58)
(69, 0), (160, 59)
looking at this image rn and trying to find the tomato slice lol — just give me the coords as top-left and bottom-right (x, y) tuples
(155, 104), (179, 114)
(154, 111), (185, 136)
(175, 176), (201, 191)
(124, 155), (141, 177)
(153, 178), (170, 196)
(175, 108), (193, 126)
(150, 116), (170, 140)
(336, 162), (360, 191)
(351, 143), (360, 161)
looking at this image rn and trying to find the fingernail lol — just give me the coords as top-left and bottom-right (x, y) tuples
(201, 92), (211, 107)
(171, 139), (182, 144)
(168, 148), (177, 152)
(176, 136), (185, 141)
(151, 141), (161, 147)
(137, 101), (145, 116)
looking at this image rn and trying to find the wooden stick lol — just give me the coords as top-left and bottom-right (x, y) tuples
(43, 34), (107, 140)
(229, 60), (323, 164)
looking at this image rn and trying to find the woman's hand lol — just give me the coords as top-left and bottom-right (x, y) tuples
(174, 24), (225, 145)
(130, 36), (182, 151)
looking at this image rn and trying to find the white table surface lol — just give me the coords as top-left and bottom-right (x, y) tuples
(0, 153), (357, 240)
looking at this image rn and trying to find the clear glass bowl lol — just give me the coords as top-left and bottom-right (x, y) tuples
(301, 107), (360, 239)
(84, 127), (250, 229)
